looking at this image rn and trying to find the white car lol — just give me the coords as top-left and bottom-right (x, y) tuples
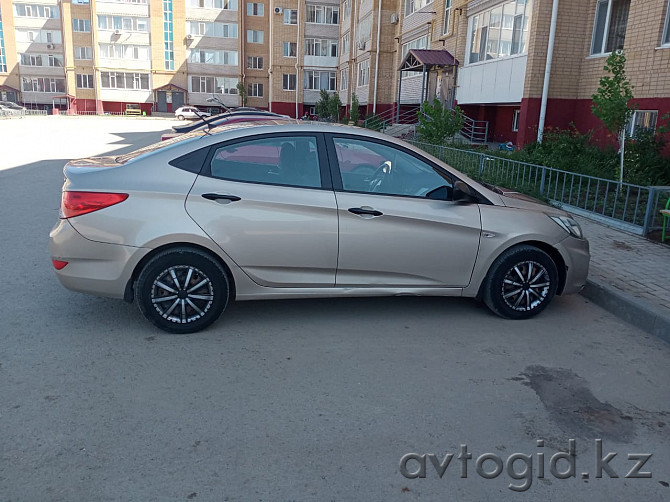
(174, 106), (211, 120)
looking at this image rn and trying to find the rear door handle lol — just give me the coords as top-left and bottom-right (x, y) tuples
(348, 207), (383, 217)
(202, 193), (241, 202)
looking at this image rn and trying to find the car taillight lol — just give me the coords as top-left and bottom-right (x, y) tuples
(60, 191), (128, 219)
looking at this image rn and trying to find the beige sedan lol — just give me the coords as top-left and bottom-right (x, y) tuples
(50, 121), (590, 333)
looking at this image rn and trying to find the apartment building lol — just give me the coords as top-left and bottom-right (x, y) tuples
(339, 0), (670, 146)
(0, 0), (341, 115)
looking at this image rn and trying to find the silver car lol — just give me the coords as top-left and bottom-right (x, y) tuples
(50, 121), (590, 333)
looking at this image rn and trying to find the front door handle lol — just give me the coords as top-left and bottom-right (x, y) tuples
(348, 207), (383, 217)
(202, 193), (241, 202)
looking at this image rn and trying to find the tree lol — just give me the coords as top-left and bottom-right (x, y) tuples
(328, 92), (342, 122)
(315, 90), (330, 120)
(592, 50), (636, 183)
(349, 92), (360, 125)
(236, 82), (248, 107)
(416, 99), (465, 144)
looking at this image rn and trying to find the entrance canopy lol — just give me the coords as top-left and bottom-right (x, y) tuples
(396, 50), (460, 119)
(398, 49), (459, 72)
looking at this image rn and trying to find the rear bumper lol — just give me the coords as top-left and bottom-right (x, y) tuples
(49, 219), (146, 299)
(556, 235), (590, 295)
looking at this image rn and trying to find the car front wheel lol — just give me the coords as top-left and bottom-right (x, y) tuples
(136, 248), (230, 333)
(483, 245), (558, 320)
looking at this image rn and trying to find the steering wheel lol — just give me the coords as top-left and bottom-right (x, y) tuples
(368, 160), (392, 193)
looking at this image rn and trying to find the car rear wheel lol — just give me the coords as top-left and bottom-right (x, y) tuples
(177, 114), (185, 120)
(136, 248), (230, 334)
(483, 245), (558, 320)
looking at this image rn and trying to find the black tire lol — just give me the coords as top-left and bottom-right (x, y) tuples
(177, 114), (185, 120)
(483, 245), (558, 320)
(136, 248), (230, 334)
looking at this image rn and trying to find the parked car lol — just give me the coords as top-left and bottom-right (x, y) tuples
(161, 111), (291, 141)
(174, 106), (211, 120)
(50, 121), (590, 334)
(170, 108), (288, 135)
(0, 102), (26, 116)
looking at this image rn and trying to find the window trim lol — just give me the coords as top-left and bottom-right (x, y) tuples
(627, 110), (659, 137)
(590, 0), (630, 56)
(662, 0), (670, 47)
(201, 132), (333, 191)
(512, 109), (520, 132)
(282, 73), (297, 91)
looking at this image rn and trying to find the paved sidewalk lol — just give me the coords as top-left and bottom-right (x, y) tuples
(575, 216), (670, 341)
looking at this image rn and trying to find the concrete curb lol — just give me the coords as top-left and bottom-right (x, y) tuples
(580, 279), (670, 343)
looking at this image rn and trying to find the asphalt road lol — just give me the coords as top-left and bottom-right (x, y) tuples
(1, 117), (669, 501)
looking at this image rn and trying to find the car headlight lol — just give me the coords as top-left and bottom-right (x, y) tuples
(549, 215), (584, 239)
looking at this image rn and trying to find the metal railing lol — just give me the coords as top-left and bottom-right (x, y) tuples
(460, 115), (489, 143)
(408, 141), (670, 236)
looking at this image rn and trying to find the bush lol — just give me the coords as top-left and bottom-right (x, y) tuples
(416, 99), (464, 144)
(349, 93), (360, 125)
(365, 114), (383, 131)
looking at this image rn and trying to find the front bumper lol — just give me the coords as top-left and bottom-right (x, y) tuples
(49, 219), (146, 299)
(555, 235), (590, 295)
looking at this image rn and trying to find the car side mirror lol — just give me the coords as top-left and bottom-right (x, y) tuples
(452, 180), (476, 203)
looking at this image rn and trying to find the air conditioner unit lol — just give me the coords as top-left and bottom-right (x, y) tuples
(113, 29), (122, 35)
(186, 34), (194, 40)
(274, 7), (283, 14)
(358, 41), (366, 50)
(46, 43), (55, 49)
(390, 13), (399, 24)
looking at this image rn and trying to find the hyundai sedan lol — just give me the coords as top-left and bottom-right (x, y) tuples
(50, 121), (590, 333)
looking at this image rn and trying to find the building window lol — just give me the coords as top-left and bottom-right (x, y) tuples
(591, 0), (630, 55)
(357, 60), (369, 86)
(357, 16), (372, 47)
(662, 0), (670, 46)
(76, 74), (94, 89)
(188, 0), (238, 9)
(0, 13), (6, 73)
(248, 83), (263, 97)
(73, 19), (91, 33)
(467, 0), (533, 64)
(283, 73), (296, 91)
(98, 16), (150, 32)
(306, 5), (339, 24)
(305, 39), (338, 57)
(100, 44), (150, 60)
(512, 109), (520, 132)
(628, 110), (658, 137)
(304, 70), (336, 91)
(101, 72), (150, 90)
(342, 0), (351, 20)
(190, 76), (238, 94)
(74, 46), (93, 60)
(443, 0), (452, 35)
(247, 30), (264, 44)
(341, 32), (350, 54)
(188, 49), (238, 65)
(283, 42), (297, 57)
(340, 68), (348, 90)
(163, 0), (174, 70)
(284, 9), (297, 24)
(188, 22), (237, 38)
(405, 0), (433, 17)
(402, 35), (429, 77)
(14, 4), (59, 19)
(22, 77), (66, 93)
(247, 56), (263, 69)
(247, 2), (263, 16)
